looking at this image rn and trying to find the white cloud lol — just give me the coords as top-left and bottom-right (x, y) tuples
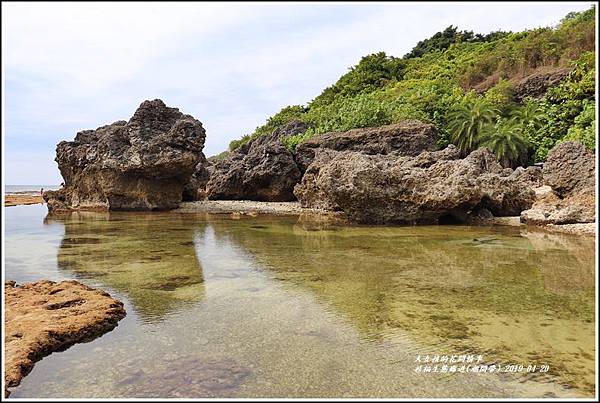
(2, 1), (594, 184)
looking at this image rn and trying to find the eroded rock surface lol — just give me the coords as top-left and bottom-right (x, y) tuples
(44, 99), (206, 211)
(182, 154), (212, 201)
(294, 120), (438, 173)
(513, 67), (571, 102)
(205, 121), (309, 201)
(521, 141), (595, 225)
(294, 146), (535, 224)
(4, 280), (126, 397)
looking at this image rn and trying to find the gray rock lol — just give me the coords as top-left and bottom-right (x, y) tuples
(543, 140), (595, 197)
(43, 99), (205, 211)
(294, 120), (437, 173)
(513, 68), (571, 102)
(205, 120), (309, 201)
(294, 146), (535, 224)
(182, 155), (211, 201)
(520, 141), (595, 225)
(509, 166), (544, 188)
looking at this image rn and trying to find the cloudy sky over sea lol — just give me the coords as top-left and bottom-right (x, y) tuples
(2, 1), (592, 184)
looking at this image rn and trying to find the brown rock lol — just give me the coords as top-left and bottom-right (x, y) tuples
(205, 121), (308, 201)
(4, 280), (126, 397)
(521, 141), (596, 225)
(513, 67), (571, 102)
(294, 146), (535, 224)
(543, 141), (595, 197)
(44, 99), (206, 212)
(182, 155), (211, 201)
(294, 120), (437, 173)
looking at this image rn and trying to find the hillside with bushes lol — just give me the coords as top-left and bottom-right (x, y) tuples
(225, 6), (595, 167)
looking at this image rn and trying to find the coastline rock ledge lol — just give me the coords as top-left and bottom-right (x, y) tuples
(4, 280), (126, 397)
(294, 146), (536, 224)
(43, 99), (206, 211)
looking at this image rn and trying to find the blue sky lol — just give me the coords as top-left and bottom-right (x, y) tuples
(2, 1), (593, 184)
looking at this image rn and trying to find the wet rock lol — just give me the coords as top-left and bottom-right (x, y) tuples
(205, 121), (309, 201)
(121, 356), (252, 397)
(4, 280), (126, 397)
(521, 141), (595, 225)
(294, 120), (438, 173)
(294, 146), (535, 224)
(44, 99), (206, 211)
(514, 67), (571, 102)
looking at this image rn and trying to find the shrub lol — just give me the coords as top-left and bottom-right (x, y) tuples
(225, 6), (595, 161)
(561, 101), (596, 151)
(447, 95), (499, 153)
(480, 119), (530, 167)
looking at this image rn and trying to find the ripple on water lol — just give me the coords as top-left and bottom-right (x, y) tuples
(3, 207), (595, 398)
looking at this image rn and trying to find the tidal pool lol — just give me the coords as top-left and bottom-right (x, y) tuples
(4, 204), (596, 398)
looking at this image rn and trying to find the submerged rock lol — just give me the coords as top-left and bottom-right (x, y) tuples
(294, 146), (535, 224)
(4, 280), (126, 397)
(521, 141), (595, 225)
(294, 120), (438, 173)
(205, 120), (309, 201)
(44, 99), (206, 211)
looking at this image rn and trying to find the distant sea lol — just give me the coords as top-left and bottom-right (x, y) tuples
(5, 185), (61, 194)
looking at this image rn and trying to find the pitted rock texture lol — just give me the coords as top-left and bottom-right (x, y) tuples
(543, 141), (595, 197)
(43, 99), (206, 211)
(521, 141), (595, 225)
(513, 67), (571, 102)
(294, 120), (438, 173)
(182, 154), (211, 201)
(4, 280), (126, 397)
(294, 146), (535, 224)
(205, 120), (310, 201)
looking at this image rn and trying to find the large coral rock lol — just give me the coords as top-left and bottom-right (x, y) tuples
(182, 154), (212, 201)
(513, 67), (571, 102)
(521, 141), (595, 225)
(294, 120), (437, 173)
(294, 146), (535, 224)
(543, 141), (595, 197)
(4, 280), (126, 397)
(205, 121), (309, 201)
(44, 99), (206, 211)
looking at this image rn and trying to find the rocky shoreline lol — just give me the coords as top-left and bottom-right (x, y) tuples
(4, 194), (44, 207)
(173, 200), (596, 236)
(4, 280), (126, 397)
(41, 99), (595, 234)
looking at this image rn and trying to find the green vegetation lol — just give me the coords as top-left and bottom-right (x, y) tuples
(447, 96), (499, 154)
(404, 25), (509, 59)
(228, 7), (596, 164)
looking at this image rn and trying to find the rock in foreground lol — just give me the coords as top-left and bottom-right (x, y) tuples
(521, 141), (595, 225)
(4, 280), (126, 397)
(295, 146), (535, 224)
(44, 99), (206, 211)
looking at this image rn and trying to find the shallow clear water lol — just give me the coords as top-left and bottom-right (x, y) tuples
(4, 204), (596, 398)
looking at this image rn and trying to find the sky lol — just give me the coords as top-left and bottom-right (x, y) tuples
(2, 1), (594, 184)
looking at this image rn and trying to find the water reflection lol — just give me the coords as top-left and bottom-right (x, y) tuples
(4, 206), (594, 397)
(208, 215), (596, 394)
(45, 211), (206, 323)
